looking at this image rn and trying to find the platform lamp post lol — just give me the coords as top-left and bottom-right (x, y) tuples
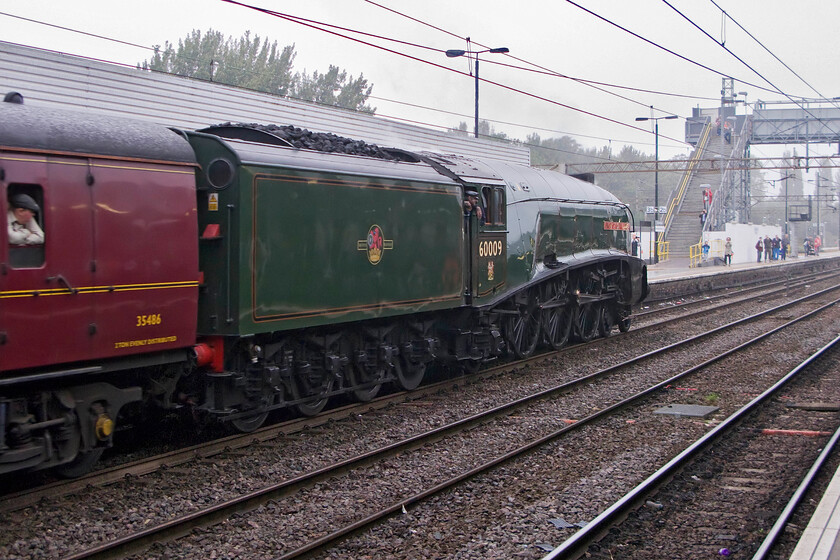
(635, 113), (678, 264)
(446, 46), (509, 139)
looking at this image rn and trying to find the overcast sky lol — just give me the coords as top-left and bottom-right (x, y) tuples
(2, 0), (839, 169)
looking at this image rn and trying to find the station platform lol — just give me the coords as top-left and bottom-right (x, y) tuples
(645, 249), (840, 558)
(790, 463), (840, 560)
(645, 247), (838, 283)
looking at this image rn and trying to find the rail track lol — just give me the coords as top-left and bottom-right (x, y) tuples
(4, 267), (839, 510)
(636, 268), (840, 322)
(4, 275), (839, 559)
(546, 334), (840, 559)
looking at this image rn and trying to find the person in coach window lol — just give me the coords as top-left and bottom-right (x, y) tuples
(7, 194), (44, 245)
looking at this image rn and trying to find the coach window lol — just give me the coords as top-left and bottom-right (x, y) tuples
(7, 184), (46, 268)
(480, 186), (506, 226)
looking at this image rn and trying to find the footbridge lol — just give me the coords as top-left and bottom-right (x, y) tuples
(568, 90), (840, 262)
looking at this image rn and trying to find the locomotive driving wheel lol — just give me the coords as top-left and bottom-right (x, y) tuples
(395, 321), (433, 390)
(599, 303), (616, 338)
(540, 279), (573, 350)
(503, 289), (542, 359)
(575, 302), (602, 342)
(55, 448), (105, 478)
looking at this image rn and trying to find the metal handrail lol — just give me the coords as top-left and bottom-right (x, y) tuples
(703, 115), (752, 232)
(657, 240), (670, 262)
(662, 117), (712, 240)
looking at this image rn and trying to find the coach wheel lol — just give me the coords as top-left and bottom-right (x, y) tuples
(395, 359), (426, 391)
(54, 447), (105, 478)
(575, 302), (601, 342)
(349, 363), (386, 402)
(291, 371), (334, 417)
(503, 292), (542, 359)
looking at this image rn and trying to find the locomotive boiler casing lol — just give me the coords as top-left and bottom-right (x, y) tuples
(421, 153), (648, 309)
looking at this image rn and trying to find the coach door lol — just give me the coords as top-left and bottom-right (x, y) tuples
(0, 155), (95, 371)
(472, 185), (507, 303)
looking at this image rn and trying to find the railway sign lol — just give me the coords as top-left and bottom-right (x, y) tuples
(603, 221), (630, 231)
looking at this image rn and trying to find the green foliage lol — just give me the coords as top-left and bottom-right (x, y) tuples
(140, 29), (374, 113)
(450, 120), (509, 140)
(294, 66), (375, 114)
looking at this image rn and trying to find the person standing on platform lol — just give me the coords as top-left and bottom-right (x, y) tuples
(755, 238), (763, 262)
(724, 237), (733, 266)
(631, 235), (640, 257)
(815, 235), (822, 255)
(699, 210), (706, 228)
(782, 234), (789, 260)
(763, 236), (772, 263)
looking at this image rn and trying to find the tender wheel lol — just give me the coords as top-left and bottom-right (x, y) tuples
(618, 316), (632, 333)
(54, 447), (105, 478)
(460, 359), (482, 374)
(230, 393), (276, 433)
(349, 363), (386, 402)
(395, 359), (426, 391)
(503, 291), (542, 359)
(291, 371), (334, 416)
(575, 302), (601, 342)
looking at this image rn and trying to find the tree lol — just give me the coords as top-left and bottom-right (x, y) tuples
(294, 66), (374, 114)
(449, 120), (509, 141)
(140, 29), (374, 113)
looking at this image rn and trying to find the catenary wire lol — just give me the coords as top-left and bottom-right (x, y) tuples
(661, 0), (840, 136)
(0, 7), (687, 154)
(708, 0), (840, 110)
(220, 0), (690, 147)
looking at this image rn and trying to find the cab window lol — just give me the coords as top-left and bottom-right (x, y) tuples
(7, 184), (45, 268)
(480, 186), (506, 226)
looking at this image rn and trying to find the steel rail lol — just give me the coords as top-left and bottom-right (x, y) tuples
(637, 268), (840, 318)
(6, 269), (838, 513)
(542, 334), (840, 560)
(275, 289), (840, 560)
(63, 285), (840, 560)
(751, 406), (840, 559)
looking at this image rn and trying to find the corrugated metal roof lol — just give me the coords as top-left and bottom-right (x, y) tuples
(0, 41), (530, 165)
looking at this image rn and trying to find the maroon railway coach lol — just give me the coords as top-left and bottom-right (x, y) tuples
(0, 101), (200, 474)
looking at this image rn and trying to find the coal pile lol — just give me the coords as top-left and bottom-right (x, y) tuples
(208, 122), (417, 162)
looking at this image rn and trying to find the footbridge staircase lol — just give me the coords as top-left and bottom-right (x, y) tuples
(660, 110), (751, 260)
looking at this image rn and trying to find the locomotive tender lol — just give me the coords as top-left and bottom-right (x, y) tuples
(0, 96), (647, 476)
